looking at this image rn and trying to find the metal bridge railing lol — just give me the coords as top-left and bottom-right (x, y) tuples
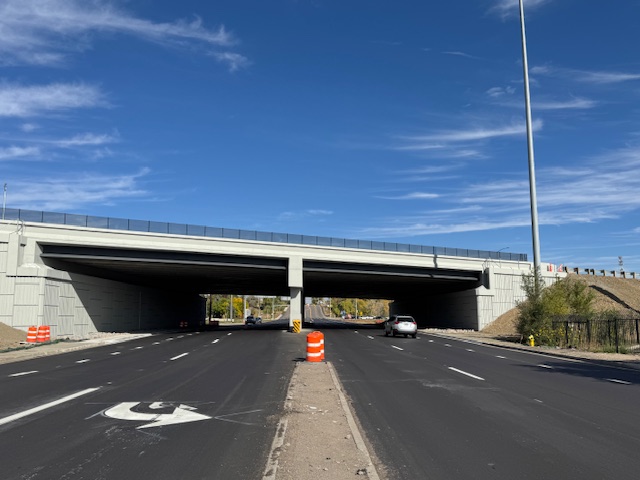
(2, 207), (528, 262)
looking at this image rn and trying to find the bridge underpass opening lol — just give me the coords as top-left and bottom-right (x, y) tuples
(38, 245), (487, 332)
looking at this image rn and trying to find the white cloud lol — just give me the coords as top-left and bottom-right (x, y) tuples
(21, 123), (39, 132)
(0, 0), (243, 69)
(486, 86), (516, 98)
(532, 65), (640, 85)
(10, 168), (150, 211)
(0, 146), (40, 160)
(490, 0), (553, 19)
(278, 209), (333, 221)
(376, 192), (440, 200)
(212, 52), (251, 72)
(0, 82), (107, 117)
(55, 132), (119, 147)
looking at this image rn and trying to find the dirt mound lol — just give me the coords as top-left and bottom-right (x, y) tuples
(484, 275), (640, 336)
(0, 323), (28, 350)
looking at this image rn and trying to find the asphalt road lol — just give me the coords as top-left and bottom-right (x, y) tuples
(324, 324), (640, 480)
(0, 327), (303, 480)
(3, 310), (640, 480)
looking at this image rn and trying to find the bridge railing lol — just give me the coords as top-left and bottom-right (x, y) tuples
(3, 208), (528, 262)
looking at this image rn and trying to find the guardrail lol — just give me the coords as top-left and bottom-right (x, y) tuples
(1, 207), (528, 262)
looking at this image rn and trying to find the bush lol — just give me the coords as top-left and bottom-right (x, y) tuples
(517, 271), (595, 345)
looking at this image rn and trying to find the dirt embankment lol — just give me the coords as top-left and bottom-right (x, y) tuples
(483, 275), (640, 337)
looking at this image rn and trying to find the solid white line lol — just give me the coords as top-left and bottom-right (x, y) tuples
(607, 378), (631, 385)
(76, 359), (90, 364)
(0, 387), (100, 427)
(448, 367), (485, 381)
(391, 345), (403, 351)
(8, 371), (38, 377)
(110, 352), (121, 356)
(170, 353), (189, 361)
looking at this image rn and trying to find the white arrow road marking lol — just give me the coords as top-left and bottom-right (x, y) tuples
(0, 387), (100, 426)
(9, 370), (38, 377)
(104, 402), (211, 429)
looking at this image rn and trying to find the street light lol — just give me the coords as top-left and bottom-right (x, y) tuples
(518, 0), (541, 274)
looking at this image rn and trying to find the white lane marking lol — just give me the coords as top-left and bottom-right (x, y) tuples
(448, 367), (485, 381)
(227, 333), (232, 336)
(212, 339), (220, 344)
(607, 378), (631, 385)
(133, 346), (143, 350)
(0, 387), (100, 426)
(170, 353), (189, 361)
(391, 345), (403, 351)
(152, 342), (160, 345)
(444, 344), (452, 347)
(367, 336), (374, 340)
(428, 340), (434, 343)
(354, 331), (359, 334)
(9, 371), (38, 377)
(534, 399), (544, 403)
(496, 355), (507, 359)
(76, 359), (90, 364)
(538, 364), (554, 369)
(466, 349), (475, 352)
(177, 335), (184, 339)
(167, 338), (174, 341)
(110, 352), (121, 356)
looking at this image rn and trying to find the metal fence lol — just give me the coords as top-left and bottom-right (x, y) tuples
(2, 207), (528, 261)
(552, 316), (640, 353)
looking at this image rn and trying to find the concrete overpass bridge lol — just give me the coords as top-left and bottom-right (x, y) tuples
(0, 209), (555, 339)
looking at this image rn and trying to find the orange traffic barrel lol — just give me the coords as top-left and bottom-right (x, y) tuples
(36, 325), (50, 343)
(306, 331), (324, 362)
(27, 326), (38, 343)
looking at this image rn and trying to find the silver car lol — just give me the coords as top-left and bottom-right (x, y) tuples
(384, 315), (417, 338)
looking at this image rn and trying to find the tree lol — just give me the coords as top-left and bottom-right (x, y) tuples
(517, 272), (595, 344)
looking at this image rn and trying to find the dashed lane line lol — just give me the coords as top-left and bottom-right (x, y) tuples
(448, 367), (485, 381)
(170, 353), (189, 361)
(8, 371), (38, 377)
(0, 387), (101, 427)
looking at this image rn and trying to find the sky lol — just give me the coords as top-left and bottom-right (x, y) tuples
(1, 0), (640, 273)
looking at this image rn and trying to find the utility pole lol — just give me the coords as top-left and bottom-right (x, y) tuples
(519, 0), (541, 275)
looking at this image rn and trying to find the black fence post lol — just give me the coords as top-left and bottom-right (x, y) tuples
(615, 318), (619, 354)
(636, 318), (639, 346)
(564, 322), (569, 347)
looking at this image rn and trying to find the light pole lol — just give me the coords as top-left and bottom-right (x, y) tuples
(2, 183), (6, 220)
(519, 0), (541, 274)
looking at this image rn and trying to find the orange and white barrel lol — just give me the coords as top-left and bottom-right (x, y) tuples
(36, 325), (50, 343)
(27, 326), (38, 343)
(306, 331), (324, 362)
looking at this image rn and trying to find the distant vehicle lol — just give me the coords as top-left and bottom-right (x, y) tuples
(384, 315), (417, 338)
(245, 315), (261, 325)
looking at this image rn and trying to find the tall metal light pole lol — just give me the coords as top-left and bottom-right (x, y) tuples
(2, 183), (6, 220)
(519, 0), (541, 274)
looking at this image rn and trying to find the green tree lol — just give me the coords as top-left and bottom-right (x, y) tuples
(517, 272), (595, 345)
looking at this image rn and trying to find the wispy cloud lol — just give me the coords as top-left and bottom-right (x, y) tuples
(364, 144), (640, 238)
(55, 132), (120, 148)
(278, 209), (333, 221)
(9, 168), (151, 211)
(486, 86), (516, 98)
(395, 120), (542, 152)
(531, 65), (640, 85)
(442, 51), (481, 60)
(0, 146), (40, 160)
(0, 0), (246, 71)
(376, 192), (440, 200)
(0, 82), (107, 117)
(490, 0), (553, 19)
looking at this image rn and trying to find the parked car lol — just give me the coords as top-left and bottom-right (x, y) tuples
(384, 315), (417, 338)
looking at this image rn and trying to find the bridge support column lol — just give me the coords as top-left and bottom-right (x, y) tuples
(288, 256), (304, 329)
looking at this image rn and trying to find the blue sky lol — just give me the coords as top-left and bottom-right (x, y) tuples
(2, 0), (640, 272)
